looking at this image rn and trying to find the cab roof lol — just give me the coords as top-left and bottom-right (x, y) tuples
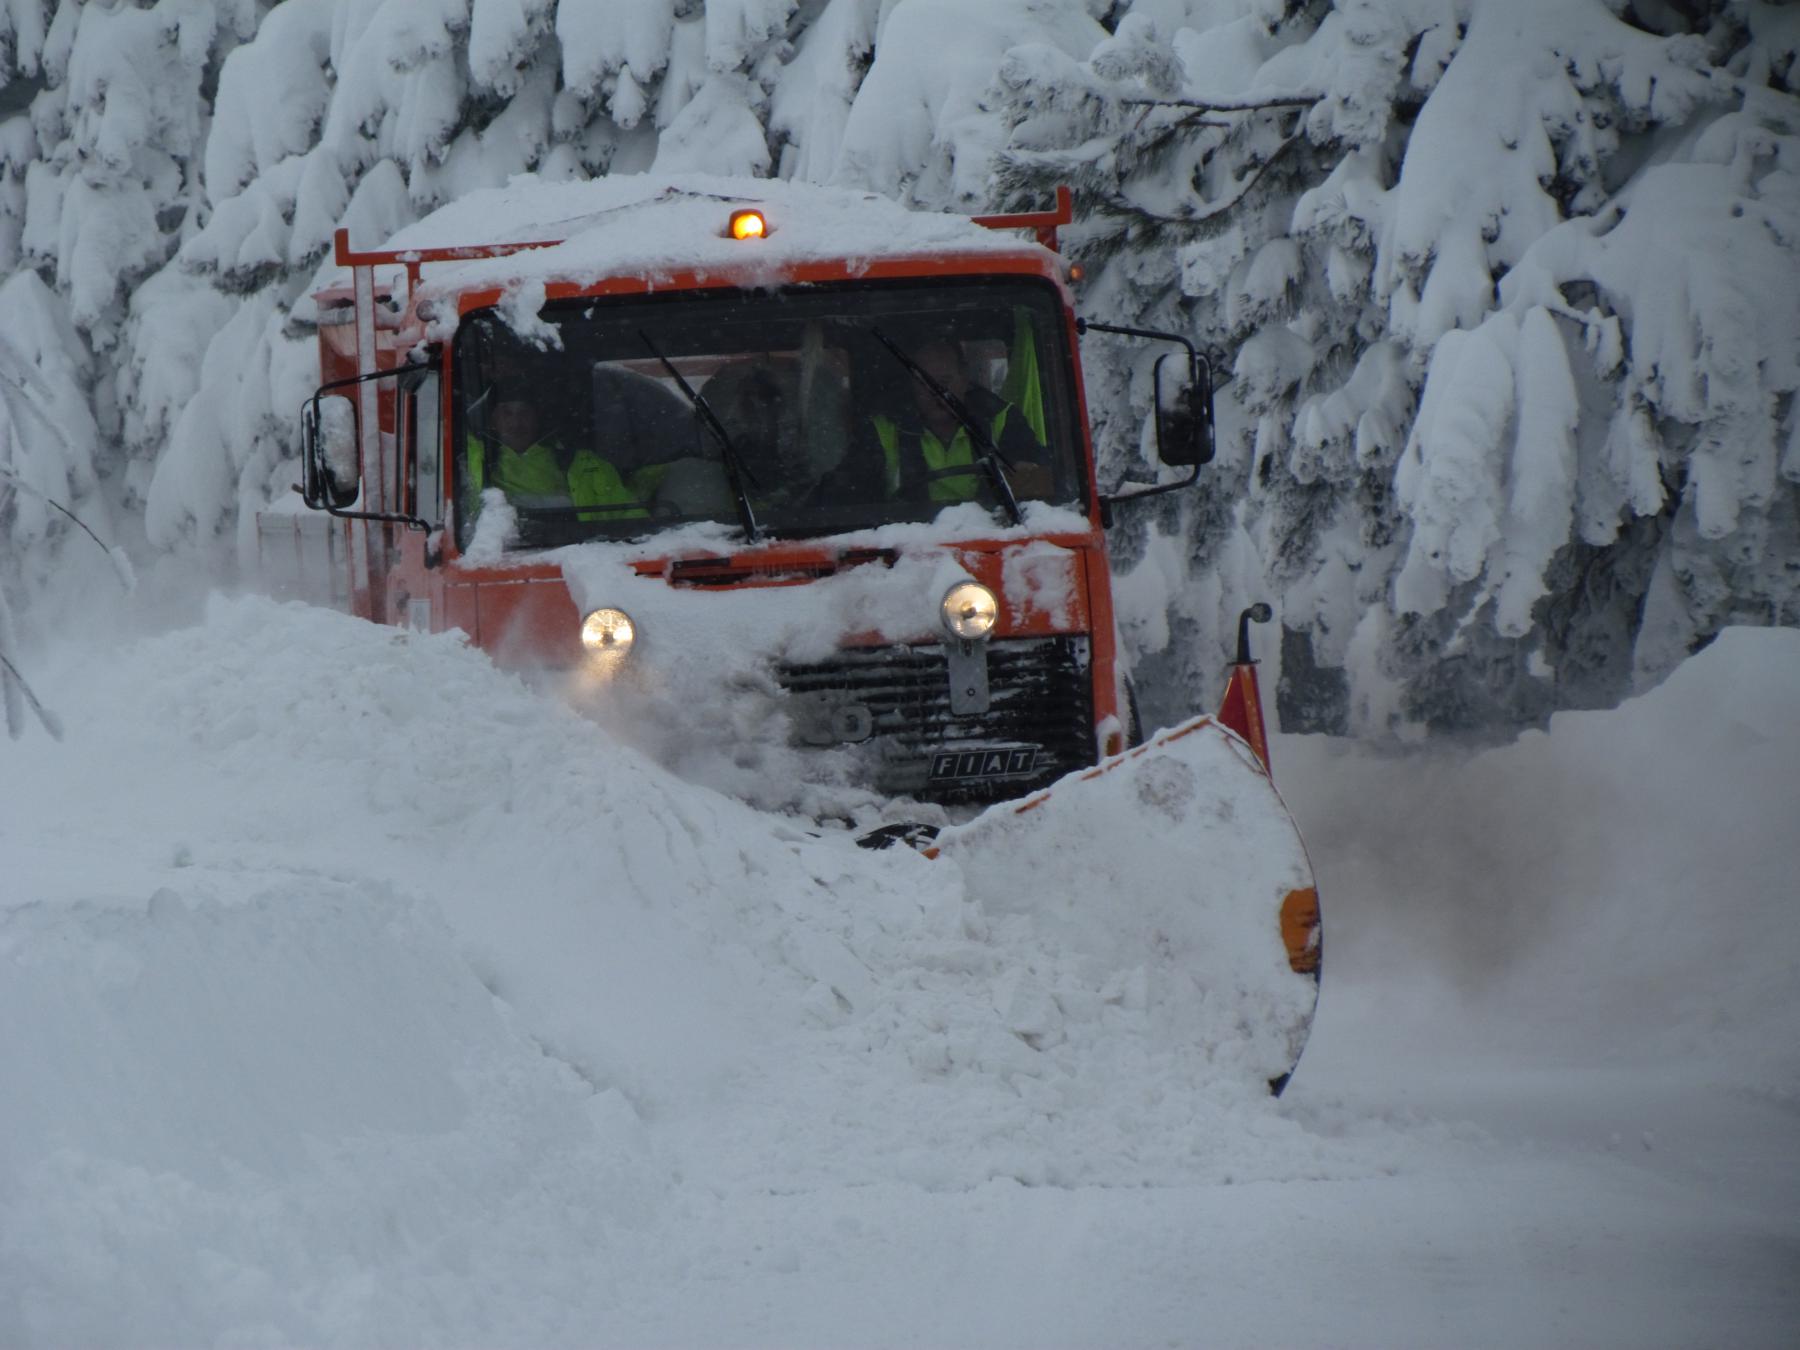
(323, 173), (1060, 319)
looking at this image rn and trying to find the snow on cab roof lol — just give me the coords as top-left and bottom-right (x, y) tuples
(339, 173), (1049, 309)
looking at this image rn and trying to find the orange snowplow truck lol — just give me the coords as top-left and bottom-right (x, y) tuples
(293, 177), (1274, 806)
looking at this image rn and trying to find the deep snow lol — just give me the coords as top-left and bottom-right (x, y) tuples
(1, 594), (1796, 1347)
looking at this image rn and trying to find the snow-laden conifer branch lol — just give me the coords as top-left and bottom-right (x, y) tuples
(0, 643), (63, 742)
(1117, 92), (1322, 113)
(1098, 133), (1308, 228)
(0, 464), (135, 591)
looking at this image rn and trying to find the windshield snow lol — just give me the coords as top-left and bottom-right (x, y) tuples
(452, 278), (1084, 551)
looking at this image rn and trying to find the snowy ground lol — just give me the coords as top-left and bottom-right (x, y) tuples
(2, 588), (1796, 1348)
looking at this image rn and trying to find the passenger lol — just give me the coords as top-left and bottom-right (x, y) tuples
(869, 339), (1051, 505)
(465, 397), (566, 507)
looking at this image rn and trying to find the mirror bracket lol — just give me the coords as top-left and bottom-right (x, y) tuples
(1077, 316), (1217, 513)
(299, 358), (437, 524)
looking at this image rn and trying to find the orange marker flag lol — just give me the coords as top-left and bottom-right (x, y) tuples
(1216, 657), (1272, 774)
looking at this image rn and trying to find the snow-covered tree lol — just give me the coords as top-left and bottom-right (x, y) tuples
(0, 267), (93, 735)
(2, 0), (1796, 742)
(1, 0), (254, 729)
(986, 0), (1800, 734)
(984, 0), (1368, 729)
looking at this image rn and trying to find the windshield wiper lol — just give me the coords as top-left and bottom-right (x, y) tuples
(867, 326), (1023, 526)
(637, 329), (761, 542)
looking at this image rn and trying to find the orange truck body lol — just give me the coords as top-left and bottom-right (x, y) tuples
(290, 181), (1254, 804)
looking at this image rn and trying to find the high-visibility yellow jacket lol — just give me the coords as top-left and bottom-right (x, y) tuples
(873, 313), (1047, 504)
(872, 400), (1030, 504)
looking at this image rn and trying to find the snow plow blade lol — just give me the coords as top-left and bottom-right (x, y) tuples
(932, 715), (1321, 1094)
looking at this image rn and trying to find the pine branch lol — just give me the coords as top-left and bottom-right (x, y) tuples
(0, 647), (63, 741)
(0, 365), (78, 452)
(0, 466), (137, 591)
(1098, 132), (1309, 231)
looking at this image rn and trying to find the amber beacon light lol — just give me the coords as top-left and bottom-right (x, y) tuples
(728, 208), (767, 240)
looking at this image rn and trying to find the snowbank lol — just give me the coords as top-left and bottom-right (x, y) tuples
(0, 595), (1352, 1342)
(1281, 625), (1800, 1085)
(1, 597), (1794, 1345)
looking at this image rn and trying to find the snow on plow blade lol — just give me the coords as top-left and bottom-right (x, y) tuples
(933, 715), (1321, 1093)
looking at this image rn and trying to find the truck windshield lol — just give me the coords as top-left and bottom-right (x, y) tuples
(452, 278), (1084, 550)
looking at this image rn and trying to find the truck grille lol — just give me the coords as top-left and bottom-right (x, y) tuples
(775, 636), (1096, 804)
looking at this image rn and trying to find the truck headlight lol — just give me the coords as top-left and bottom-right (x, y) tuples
(581, 607), (636, 654)
(940, 581), (998, 640)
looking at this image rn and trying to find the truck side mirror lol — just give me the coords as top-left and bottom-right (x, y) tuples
(1153, 352), (1214, 468)
(302, 393), (361, 509)
(1077, 315), (1212, 514)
